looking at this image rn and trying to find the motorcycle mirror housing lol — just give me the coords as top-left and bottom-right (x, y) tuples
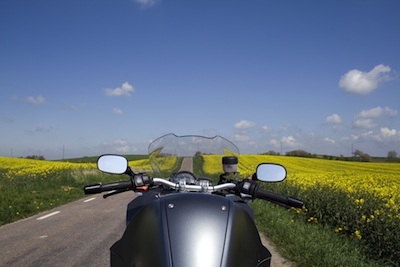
(256, 163), (287, 182)
(97, 154), (128, 174)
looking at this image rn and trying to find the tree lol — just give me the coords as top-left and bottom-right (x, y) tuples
(353, 149), (371, 162)
(25, 155), (45, 160)
(286, 150), (311, 157)
(387, 150), (398, 159)
(262, 150), (280, 156)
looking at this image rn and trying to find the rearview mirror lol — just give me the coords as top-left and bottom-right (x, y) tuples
(256, 163), (286, 182)
(97, 154), (128, 174)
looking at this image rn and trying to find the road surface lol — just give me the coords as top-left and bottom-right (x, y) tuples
(179, 157), (193, 172)
(0, 192), (136, 267)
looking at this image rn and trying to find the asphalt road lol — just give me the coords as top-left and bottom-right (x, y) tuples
(0, 191), (136, 267)
(179, 157), (193, 172)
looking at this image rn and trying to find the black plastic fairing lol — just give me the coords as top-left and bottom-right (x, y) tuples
(222, 199), (271, 266)
(110, 199), (171, 266)
(164, 193), (230, 267)
(110, 193), (271, 267)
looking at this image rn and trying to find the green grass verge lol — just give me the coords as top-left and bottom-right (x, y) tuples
(251, 201), (393, 267)
(257, 180), (399, 265)
(58, 154), (148, 163)
(0, 168), (123, 226)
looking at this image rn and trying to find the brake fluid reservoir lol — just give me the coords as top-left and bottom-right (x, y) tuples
(222, 156), (238, 174)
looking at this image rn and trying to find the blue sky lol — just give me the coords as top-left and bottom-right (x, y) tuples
(1, 0), (399, 159)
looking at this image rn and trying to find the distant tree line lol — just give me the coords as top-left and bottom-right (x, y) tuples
(352, 149), (371, 162)
(387, 150), (398, 159)
(285, 150), (312, 158)
(260, 149), (399, 163)
(24, 155), (46, 160)
(262, 150), (281, 156)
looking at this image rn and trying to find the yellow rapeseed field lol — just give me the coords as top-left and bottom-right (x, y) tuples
(2, 154), (398, 261)
(203, 154), (400, 212)
(0, 157), (98, 225)
(203, 154), (400, 261)
(0, 157), (95, 180)
(128, 159), (152, 172)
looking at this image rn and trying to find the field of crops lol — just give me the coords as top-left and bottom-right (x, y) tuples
(0, 157), (101, 226)
(203, 154), (400, 264)
(1, 155), (399, 264)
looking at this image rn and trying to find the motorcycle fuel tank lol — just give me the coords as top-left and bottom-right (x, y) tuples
(110, 193), (271, 267)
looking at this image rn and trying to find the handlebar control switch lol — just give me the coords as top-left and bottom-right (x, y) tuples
(237, 179), (258, 199)
(133, 173), (151, 187)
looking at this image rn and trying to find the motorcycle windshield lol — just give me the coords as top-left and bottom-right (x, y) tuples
(148, 133), (239, 178)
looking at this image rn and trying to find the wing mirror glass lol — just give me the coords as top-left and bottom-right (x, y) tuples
(256, 163), (287, 182)
(97, 155), (128, 174)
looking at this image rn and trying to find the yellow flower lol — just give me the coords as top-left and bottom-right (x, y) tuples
(354, 230), (362, 240)
(335, 227), (343, 233)
(307, 217), (318, 223)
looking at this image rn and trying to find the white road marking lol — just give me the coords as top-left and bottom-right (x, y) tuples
(84, 197), (96, 203)
(37, 211), (60, 220)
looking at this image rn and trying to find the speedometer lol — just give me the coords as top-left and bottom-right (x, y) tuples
(171, 171), (197, 184)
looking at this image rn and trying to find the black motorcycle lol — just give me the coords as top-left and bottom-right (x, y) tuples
(84, 133), (303, 267)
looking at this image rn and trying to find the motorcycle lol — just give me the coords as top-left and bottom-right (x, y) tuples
(84, 133), (303, 267)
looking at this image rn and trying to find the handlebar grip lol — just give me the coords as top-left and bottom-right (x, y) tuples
(84, 180), (133, 194)
(287, 196), (304, 209)
(256, 189), (303, 208)
(84, 183), (103, 194)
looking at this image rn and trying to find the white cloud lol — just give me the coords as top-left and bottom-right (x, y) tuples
(270, 139), (279, 147)
(357, 106), (397, 118)
(116, 145), (133, 153)
(351, 128), (399, 146)
(281, 136), (298, 147)
(232, 134), (250, 142)
(27, 96), (46, 105)
(324, 137), (335, 144)
(102, 139), (138, 154)
(69, 104), (85, 111)
(380, 127), (397, 138)
(113, 108), (123, 115)
(353, 118), (376, 129)
(353, 106), (398, 129)
(339, 64), (391, 95)
(234, 120), (256, 130)
(135, 0), (156, 7)
(25, 124), (51, 135)
(105, 82), (135, 97)
(325, 113), (342, 124)
(261, 126), (270, 133)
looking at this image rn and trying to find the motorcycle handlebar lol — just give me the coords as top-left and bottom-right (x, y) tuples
(84, 180), (133, 194)
(152, 178), (236, 192)
(84, 178), (235, 195)
(84, 178), (303, 209)
(256, 189), (303, 209)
